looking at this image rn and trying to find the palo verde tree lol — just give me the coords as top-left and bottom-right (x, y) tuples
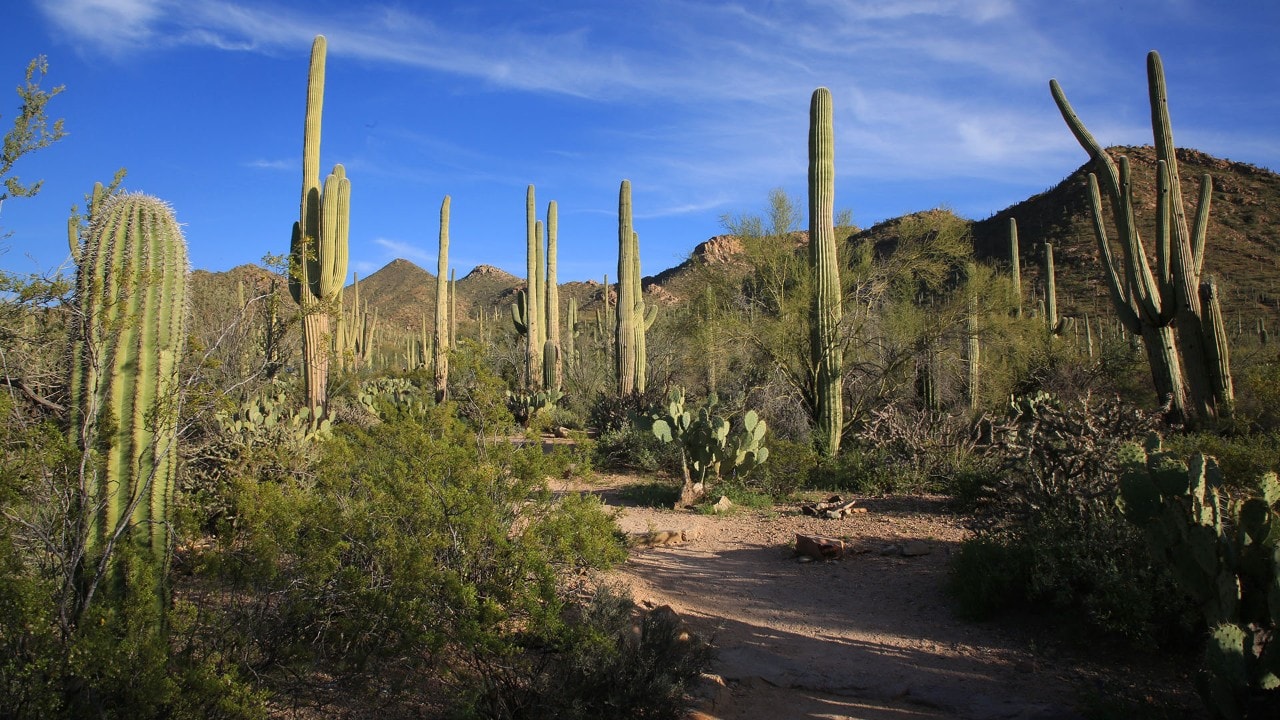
(1, 55), (66, 215)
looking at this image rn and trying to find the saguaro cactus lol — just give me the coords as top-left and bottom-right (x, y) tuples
(808, 87), (843, 456)
(544, 200), (562, 393)
(69, 192), (189, 596)
(524, 185), (542, 386)
(616, 180), (639, 396)
(1051, 51), (1233, 424)
(1009, 217), (1022, 318)
(565, 296), (578, 370)
(434, 195), (450, 402)
(289, 35), (350, 417)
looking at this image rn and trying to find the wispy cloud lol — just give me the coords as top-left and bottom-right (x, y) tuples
(245, 158), (292, 171)
(371, 237), (433, 266)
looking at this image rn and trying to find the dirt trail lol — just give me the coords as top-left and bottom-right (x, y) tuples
(562, 474), (1199, 720)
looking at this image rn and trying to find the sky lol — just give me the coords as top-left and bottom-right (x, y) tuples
(1, 0), (1277, 283)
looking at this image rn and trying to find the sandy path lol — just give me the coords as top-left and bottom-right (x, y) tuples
(556, 474), (1198, 720)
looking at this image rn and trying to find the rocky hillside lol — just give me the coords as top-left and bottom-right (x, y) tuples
(192, 146), (1279, 343)
(971, 145), (1280, 326)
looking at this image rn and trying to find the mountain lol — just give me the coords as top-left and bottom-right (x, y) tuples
(971, 145), (1280, 326)
(191, 146), (1280, 345)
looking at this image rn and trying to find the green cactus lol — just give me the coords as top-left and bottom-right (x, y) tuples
(524, 185), (542, 387)
(289, 35), (350, 417)
(69, 192), (189, 599)
(631, 231), (651, 392)
(215, 380), (332, 446)
(1118, 436), (1280, 716)
(1043, 241), (1068, 335)
(808, 87), (843, 457)
(616, 180), (638, 396)
(435, 195), (451, 402)
(511, 288), (529, 337)
(1052, 51), (1233, 425)
(1009, 217), (1022, 318)
(544, 200), (562, 393)
(565, 296), (578, 370)
(449, 268), (457, 348)
(648, 389), (769, 505)
(967, 274), (981, 412)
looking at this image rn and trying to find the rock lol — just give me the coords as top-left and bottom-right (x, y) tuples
(900, 541), (932, 557)
(879, 543), (902, 556)
(712, 495), (734, 514)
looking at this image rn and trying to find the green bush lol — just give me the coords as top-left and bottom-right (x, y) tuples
(749, 437), (816, 499)
(1163, 430), (1280, 492)
(195, 405), (658, 714)
(465, 585), (713, 720)
(949, 393), (1198, 647)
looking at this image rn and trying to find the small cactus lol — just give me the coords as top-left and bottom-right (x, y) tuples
(1118, 436), (1280, 716)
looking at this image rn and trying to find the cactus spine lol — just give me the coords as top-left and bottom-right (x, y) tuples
(289, 35), (349, 417)
(433, 195), (451, 402)
(808, 87), (842, 456)
(616, 180), (638, 396)
(544, 200), (562, 393)
(70, 192), (189, 597)
(1051, 50), (1232, 425)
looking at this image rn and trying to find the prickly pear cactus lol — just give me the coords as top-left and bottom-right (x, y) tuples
(1118, 436), (1279, 716)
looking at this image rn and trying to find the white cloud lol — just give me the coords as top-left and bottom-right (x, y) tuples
(370, 237), (432, 265)
(245, 158), (292, 171)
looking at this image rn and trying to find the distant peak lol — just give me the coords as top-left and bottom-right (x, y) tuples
(463, 264), (518, 280)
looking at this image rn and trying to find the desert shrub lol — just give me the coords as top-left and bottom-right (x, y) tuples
(464, 586), (712, 720)
(748, 437), (816, 499)
(1163, 430), (1280, 491)
(615, 481), (681, 508)
(0, 398), (264, 720)
(194, 405), (646, 714)
(949, 393), (1198, 646)
(811, 404), (991, 495)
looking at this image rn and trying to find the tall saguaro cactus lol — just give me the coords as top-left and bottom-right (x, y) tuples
(616, 180), (638, 396)
(434, 195), (450, 402)
(1051, 51), (1232, 424)
(69, 192), (189, 601)
(524, 185), (543, 387)
(544, 200), (562, 393)
(1009, 217), (1022, 318)
(289, 35), (350, 417)
(808, 87), (843, 457)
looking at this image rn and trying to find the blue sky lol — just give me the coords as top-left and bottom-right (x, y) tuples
(1, 0), (1277, 283)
